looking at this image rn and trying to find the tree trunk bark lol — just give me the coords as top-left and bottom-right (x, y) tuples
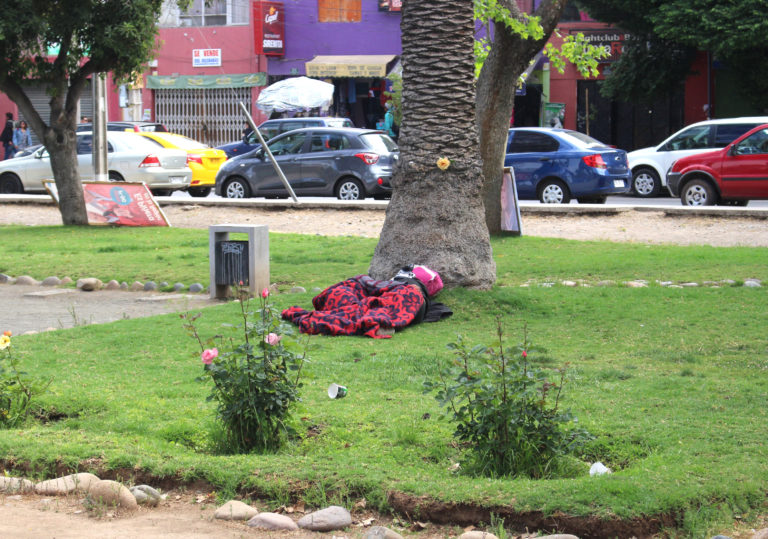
(0, 73), (88, 225)
(369, 0), (495, 289)
(476, 0), (568, 235)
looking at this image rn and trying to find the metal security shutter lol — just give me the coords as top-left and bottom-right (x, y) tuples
(154, 87), (251, 147)
(19, 81), (93, 145)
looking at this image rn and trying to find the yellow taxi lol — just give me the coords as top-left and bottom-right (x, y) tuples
(137, 132), (226, 197)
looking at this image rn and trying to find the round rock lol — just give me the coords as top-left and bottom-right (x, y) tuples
(0, 274), (12, 284)
(130, 281), (144, 291)
(87, 480), (138, 511)
(460, 532), (499, 539)
(41, 276), (62, 287)
(297, 505), (352, 532)
(143, 281), (157, 291)
(35, 473), (101, 495)
(214, 499), (258, 521)
(364, 526), (405, 539)
(173, 282), (185, 292)
(188, 283), (204, 293)
(15, 275), (40, 286)
(77, 278), (103, 291)
(0, 476), (35, 493)
(129, 484), (163, 507)
(288, 286), (306, 294)
(247, 512), (298, 530)
(105, 279), (121, 290)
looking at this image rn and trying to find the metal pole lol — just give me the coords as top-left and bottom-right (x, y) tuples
(238, 102), (298, 203)
(92, 73), (108, 181)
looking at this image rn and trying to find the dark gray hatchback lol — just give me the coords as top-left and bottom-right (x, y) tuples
(214, 127), (398, 200)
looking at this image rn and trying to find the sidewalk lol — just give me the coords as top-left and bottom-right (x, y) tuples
(0, 284), (217, 335)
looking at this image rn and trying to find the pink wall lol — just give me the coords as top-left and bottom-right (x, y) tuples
(106, 25), (267, 124)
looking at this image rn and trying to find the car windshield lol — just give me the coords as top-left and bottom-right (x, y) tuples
(360, 133), (398, 153)
(664, 125), (710, 150)
(560, 130), (608, 148)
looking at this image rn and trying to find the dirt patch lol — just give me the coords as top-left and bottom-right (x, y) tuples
(3, 201), (768, 247)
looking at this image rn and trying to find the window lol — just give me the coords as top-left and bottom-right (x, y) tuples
(714, 124), (759, 148)
(507, 132), (559, 153)
(733, 128), (768, 155)
(310, 133), (350, 152)
(318, 0), (361, 23)
(179, 0), (247, 27)
(268, 133), (307, 155)
(664, 125), (711, 151)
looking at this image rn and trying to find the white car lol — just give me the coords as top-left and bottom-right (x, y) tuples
(0, 131), (192, 195)
(627, 117), (768, 197)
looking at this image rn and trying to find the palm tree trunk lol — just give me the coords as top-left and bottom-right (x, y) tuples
(369, 0), (495, 289)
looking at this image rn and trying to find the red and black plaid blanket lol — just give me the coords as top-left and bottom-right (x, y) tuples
(281, 275), (426, 339)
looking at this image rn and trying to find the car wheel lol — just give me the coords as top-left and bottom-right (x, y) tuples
(577, 195), (607, 204)
(680, 178), (717, 206)
(108, 171), (124, 182)
(224, 177), (251, 199)
(188, 187), (212, 198)
(336, 178), (365, 200)
(631, 167), (661, 197)
(538, 179), (570, 204)
(0, 173), (23, 194)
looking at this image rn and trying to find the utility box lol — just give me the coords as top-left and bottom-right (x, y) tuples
(209, 224), (269, 299)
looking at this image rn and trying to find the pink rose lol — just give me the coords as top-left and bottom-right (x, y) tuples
(522, 350), (528, 358)
(261, 287), (270, 298)
(201, 348), (218, 365)
(265, 333), (282, 346)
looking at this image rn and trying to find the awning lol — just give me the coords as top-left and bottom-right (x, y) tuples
(305, 55), (398, 78)
(146, 73), (266, 90)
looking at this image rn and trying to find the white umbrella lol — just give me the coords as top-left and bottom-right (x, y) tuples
(255, 76), (334, 113)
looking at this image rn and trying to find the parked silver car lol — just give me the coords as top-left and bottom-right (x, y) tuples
(0, 131), (191, 195)
(215, 127), (398, 200)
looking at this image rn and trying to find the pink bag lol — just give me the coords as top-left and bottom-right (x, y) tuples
(412, 265), (443, 296)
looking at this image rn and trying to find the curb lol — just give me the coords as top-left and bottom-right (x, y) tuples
(2, 194), (768, 219)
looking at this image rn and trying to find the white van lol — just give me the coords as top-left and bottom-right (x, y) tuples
(628, 117), (768, 197)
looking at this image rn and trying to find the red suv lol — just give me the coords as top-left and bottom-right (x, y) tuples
(667, 124), (768, 206)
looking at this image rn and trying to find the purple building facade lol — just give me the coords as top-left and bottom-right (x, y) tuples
(266, 0), (402, 128)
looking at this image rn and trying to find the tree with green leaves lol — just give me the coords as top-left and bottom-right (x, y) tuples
(369, 0), (496, 288)
(474, 0), (605, 234)
(576, 0), (768, 110)
(0, 0), (164, 225)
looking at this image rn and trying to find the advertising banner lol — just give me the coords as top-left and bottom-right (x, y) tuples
(45, 181), (171, 227)
(378, 0), (402, 11)
(254, 1), (285, 56)
(501, 168), (522, 235)
(579, 30), (630, 62)
(192, 48), (222, 67)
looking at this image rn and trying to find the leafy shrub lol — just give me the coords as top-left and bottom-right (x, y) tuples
(183, 287), (309, 453)
(0, 331), (50, 427)
(424, 320), (591, 478)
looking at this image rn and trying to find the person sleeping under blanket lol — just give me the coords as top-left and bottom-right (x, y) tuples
(281, 265), (452, 339)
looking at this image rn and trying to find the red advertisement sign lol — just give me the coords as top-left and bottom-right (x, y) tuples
(579, 30), (630, 63)
(45, 181), (171, 227)
(254, 1), (285, 57)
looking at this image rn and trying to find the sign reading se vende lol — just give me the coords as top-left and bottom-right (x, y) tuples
(193, 49), (222, 67)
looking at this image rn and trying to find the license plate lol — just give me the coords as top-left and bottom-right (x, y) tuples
(169, 176), (186, 184)
(613, 180), (625, 188)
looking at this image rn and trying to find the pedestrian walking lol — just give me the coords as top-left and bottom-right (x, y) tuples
(1, 113), (14, 160)
(12, 120), (32, 154)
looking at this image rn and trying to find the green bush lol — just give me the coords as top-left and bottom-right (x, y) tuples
(424, 320), (592, 478)
(0, 331), (50, 427)
(183, 288), (309, 453)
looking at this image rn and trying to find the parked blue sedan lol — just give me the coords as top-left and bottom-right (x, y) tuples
(505, 128), (631, 203)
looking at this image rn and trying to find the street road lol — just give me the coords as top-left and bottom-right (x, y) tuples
(168, 190), (768, 208)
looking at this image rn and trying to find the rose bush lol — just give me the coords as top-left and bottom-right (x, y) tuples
(183, 287), (309, 453)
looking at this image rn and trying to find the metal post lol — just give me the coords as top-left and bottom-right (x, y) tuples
(92, 73), (108, 181)
(238, 102), (299, 202)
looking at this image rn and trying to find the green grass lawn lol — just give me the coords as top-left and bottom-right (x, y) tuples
(1, 225), (767, 537)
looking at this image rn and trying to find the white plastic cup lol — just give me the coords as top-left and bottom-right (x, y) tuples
(327, 383), (348, 399)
